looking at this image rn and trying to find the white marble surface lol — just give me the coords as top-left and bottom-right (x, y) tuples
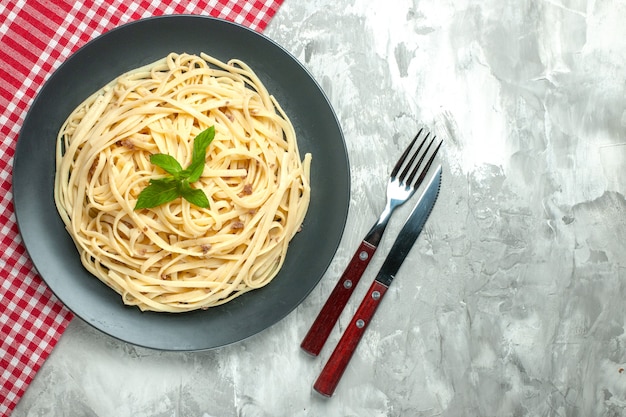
(13, 0), (626, 416)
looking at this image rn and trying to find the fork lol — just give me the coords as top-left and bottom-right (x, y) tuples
(300, 128), (442, 356)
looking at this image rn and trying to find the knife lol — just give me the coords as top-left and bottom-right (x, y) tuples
(313, 165), (442, 397)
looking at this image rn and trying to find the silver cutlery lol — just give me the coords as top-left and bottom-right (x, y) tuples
(314, 165), (442, 396)
(301, 128), (442, 356)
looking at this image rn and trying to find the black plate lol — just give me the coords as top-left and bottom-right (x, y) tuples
(13, 15), (350, 351)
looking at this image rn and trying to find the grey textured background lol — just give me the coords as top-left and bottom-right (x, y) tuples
(14, 0), (626, 416)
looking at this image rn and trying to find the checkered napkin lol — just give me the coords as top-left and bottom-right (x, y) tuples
(0, 1), (283, 414)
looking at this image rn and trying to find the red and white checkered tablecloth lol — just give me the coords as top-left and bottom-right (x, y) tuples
(0, 1), (283, 414)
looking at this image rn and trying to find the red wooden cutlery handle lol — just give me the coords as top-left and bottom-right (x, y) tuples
(313, 280), (388, 397)
(300, 240), (377, 356)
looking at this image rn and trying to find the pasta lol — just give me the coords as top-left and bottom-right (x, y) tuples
(54, 52), (311, 313)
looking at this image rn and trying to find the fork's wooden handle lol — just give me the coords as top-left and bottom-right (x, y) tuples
(300, 240), (377, 356)
(313, 280), (389, 397)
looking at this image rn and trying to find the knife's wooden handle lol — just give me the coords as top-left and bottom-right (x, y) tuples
(300, 240), (377, 356)
(313, 280), (389, 397)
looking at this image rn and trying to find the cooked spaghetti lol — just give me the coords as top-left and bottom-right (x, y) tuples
(54, 52), (311, 313)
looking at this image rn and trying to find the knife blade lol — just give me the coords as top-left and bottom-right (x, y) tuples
(313, 164), (442, 397)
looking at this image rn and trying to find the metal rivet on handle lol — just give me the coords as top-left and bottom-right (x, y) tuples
(372, 291), (380, 300)
(356, 319), (365, 328)
(359, 251), (369, 261)
(343, 280), (353, 289)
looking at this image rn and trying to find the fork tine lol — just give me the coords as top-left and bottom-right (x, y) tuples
(399, 132), (434, 183)
(390, 128), (424, 179)
(406, 138), (443, 188)
(403, 134), (435, 183)
(397, 131), (432, 182)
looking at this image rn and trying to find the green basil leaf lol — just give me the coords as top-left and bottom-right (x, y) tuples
(179, 181), (209, 209)
(192, 126), (215, 165)
(184, 161), (205, 183)
(135, 126), (215, 210)
(134, 178), (180, 210)
(150, 153), (183, 177)
(185, 126), (215, 182)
